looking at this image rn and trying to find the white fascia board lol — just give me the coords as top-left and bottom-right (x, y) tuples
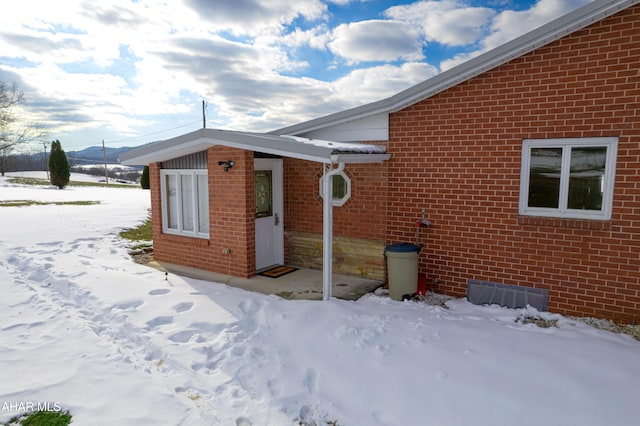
(120, 137), (211, 165)
(216, 137), (333, 163)
(330, 153), (391, 164)
(214, 131), (337, 162)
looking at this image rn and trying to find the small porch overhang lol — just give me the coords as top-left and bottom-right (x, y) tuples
(119, 128), (390, 166)
(120, 128), (391, 301)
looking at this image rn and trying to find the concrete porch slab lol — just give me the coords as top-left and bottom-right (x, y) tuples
(146, 261), (384, 301)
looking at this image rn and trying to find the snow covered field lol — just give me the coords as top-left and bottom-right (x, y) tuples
(1, 173), (639, 425)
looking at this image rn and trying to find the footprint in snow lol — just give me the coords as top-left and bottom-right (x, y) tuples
(148, 289), (170, 296)
(146, 316), (174, 329)
(2, 321), (45, 332)
(371, 410), (396, 425)
(168, 329), (203, 343)
(303, 368), (318, 394)
(173, 302), (194, 313)
(238, 299), (260, 315)
(36, 241), (63, 247)
(267, 379), (282, 397)
(115, 300), (144, 310)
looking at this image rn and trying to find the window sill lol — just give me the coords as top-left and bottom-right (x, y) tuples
(159, 232), (210, 245)
(517, 215), (611, 231)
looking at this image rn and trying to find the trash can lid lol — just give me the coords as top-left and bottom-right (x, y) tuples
(385, 242), (421, 253)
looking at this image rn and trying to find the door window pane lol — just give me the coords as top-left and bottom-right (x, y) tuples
(181, 174), (194, 231)
(528, 148), (562, 208)
(255, 171), (273, 218)
(166, 174), (178, 229)
(568, 147), (606, 211)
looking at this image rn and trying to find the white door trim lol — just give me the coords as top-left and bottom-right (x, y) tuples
(254, 158), (284, 271)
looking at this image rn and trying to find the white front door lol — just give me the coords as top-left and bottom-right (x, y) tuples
(254, 158), (284, 271)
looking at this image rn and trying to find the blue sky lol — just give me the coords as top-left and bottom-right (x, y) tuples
(0, 0), (594, 152)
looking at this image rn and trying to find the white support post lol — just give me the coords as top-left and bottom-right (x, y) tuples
(322, 162), (345, 301)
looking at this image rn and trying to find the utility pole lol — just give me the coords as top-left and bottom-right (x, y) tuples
(102, 139), (109, 184)
(202, 100), (206, 128)
(43, 141), (49, 180)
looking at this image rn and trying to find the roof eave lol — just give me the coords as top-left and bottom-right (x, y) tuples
(271, 98), (391, 137)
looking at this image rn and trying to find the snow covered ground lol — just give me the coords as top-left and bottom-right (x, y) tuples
(1, 172), (639, 426)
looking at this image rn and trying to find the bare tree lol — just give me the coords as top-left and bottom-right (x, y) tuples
(0, 82), (46, 175)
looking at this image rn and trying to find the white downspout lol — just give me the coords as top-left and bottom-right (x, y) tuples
(322, 162), (345, 301)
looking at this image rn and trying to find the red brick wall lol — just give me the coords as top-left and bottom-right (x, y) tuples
(150, 146), (255, 278)
(284, 158), (388, 241)
(387, 5), (640, 322)
(210, 148), (255, 277)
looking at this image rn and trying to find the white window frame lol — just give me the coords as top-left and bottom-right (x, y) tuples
(160, 169), (209, 239)
(519, 137), (617, 220)
(319, 170), (351, 207)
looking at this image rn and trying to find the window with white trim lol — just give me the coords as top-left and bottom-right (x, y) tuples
(519, 137), (617, 220)
(160, 170), (209, 238)
(319, 171), (351, 206)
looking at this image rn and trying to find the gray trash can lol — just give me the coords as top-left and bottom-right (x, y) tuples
(385, 243), (421, 301)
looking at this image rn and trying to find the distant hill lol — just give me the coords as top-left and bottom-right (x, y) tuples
(67, 146), (133, 165)
(5, 145), (140, 174)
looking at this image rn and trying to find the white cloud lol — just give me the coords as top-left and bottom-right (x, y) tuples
(439, 0), (593, 70)
(0, 28), (122, 67)
(0, 0), (176, 68)
(0, 0), (87, 31)
(439, 51), (480, 71)
(1, 63), (128, 133)
(326, 0), (374, 4)
(1, 59), (193, 140)
(181, 0), (328, 36)
(482, 0), (592, 50)
(385, 0), (496, 46)
(332, 62), (439, 104)
(220, 62), (439, 131)
(328, 20), (424, 64)
(279, 25), (332, 51)
(0, 0), (434, 140)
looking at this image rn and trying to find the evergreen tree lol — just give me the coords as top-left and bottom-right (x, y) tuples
(140, 165), (150, 189)
(49, 139), (70, 189)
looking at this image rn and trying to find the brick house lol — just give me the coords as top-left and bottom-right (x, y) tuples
(122, 0), (639, 322)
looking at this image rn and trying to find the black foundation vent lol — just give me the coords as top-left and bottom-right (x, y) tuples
(467, 279), (549, 311)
